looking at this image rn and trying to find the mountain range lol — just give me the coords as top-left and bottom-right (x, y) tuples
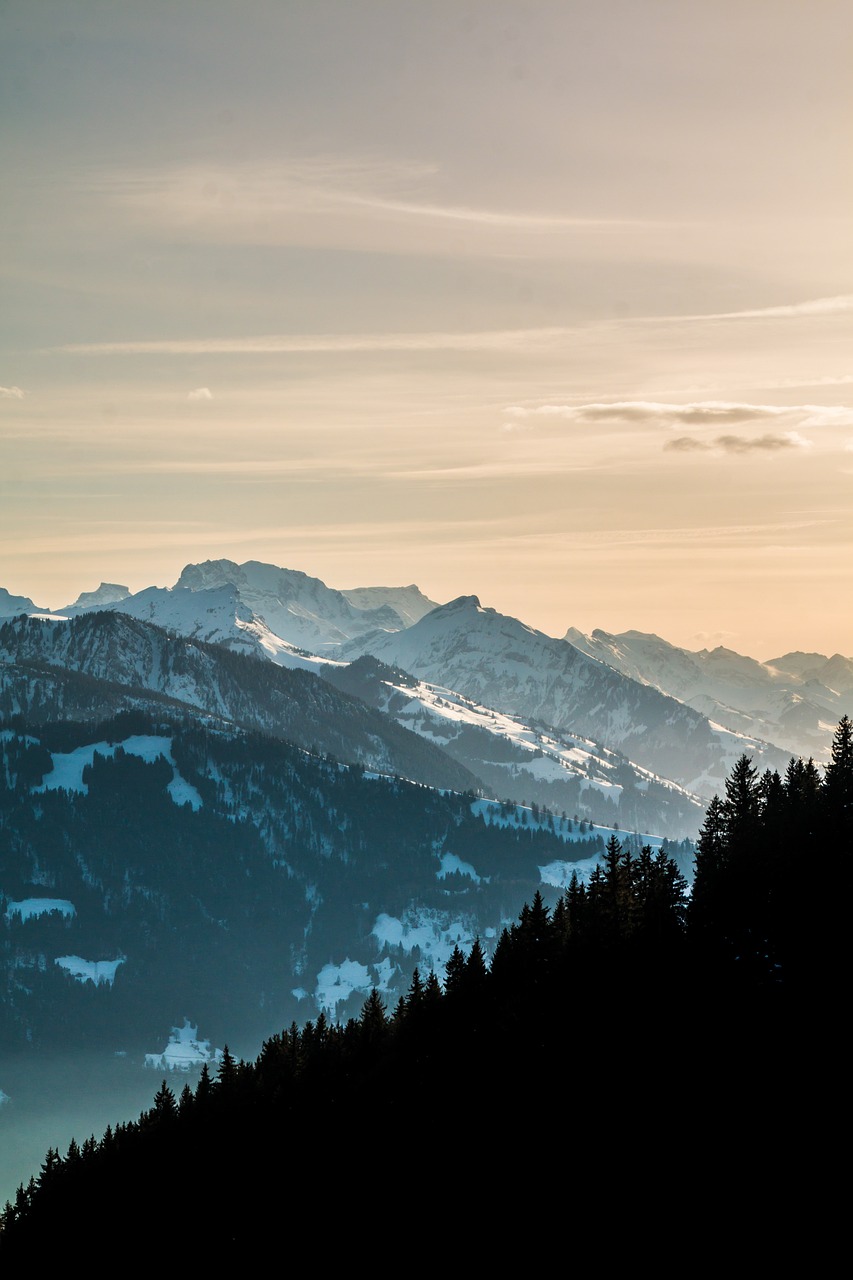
(6, 555), (839, 800)
(1, 552), (846, 1204)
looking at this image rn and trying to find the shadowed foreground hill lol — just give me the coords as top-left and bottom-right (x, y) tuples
(2, 719), (848, 1264)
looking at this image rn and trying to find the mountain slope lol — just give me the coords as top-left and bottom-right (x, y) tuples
(0, 589), (47, 618)
(0, 613), (478, 793)
(566, 626), (853, 761)
(343, 596), (790, 795)
(324, 655), (704, 837)
(172, 559), (423, 651)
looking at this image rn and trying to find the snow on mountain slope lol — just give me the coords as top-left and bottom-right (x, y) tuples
(0, 588), (47, 618)
(60, 582), (339, 672)
(566, 627), (853, 762)
(340, 584), (439, 628)
(53, 561), (438, 665)
(324, 655), (704, 836)
(342, 596), (789, 796)
(35, 734), (203, 809)
(0, 612), (480, 793)
(768, 651), (853, 695)
(174, 559), (410, 651)
(64, 583), (130, 610)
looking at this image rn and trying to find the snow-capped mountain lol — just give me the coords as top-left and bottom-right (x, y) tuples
(339, 583), (438, 628)
(0, 588), (48, 618)
(342, 596), (790, 796)
(2, 557), (835, 787)
(172, 559), (436, 651)
(63, 581), (333, 671)
(565, 627), (853, 762)
(63, 582), (130, 610)
(768, 650), (853, 694)
(52, 560), (439, 665)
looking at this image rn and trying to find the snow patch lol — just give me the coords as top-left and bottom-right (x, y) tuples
(144, 1019), (219, 1071)
(55, 955), (125, 987)
(372, 909), (476, 973)
(5, 898), (76, 922)
(437, 852), (483, 884)
(539, 856), (604, 888)
(314, 958), (372, 1015)
(35, 735), (202, 810)
(372, 956), (397, 991)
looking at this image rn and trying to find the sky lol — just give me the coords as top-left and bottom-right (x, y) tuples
(2, 0), (852, 660)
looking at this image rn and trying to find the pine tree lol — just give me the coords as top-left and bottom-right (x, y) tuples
(722, 754), (761, 855)
(461, 938), (488, 992)
(152, 1079), (177, 1122)
(444, 945), (466, 996)
(423, 970), (443, 1011)
(216, 1045), (237, 1091)
(823, 715), (853, 837)
(691, 794), (727, 930)
(359, 987), (387, 1040)
(195, 1062), (213, 1106)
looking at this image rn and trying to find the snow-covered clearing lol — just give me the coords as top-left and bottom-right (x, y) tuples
(54, 955), (124, 986)
(5, 898), (76, 922)
(35, 735), (203, 809)
(144, 1020), (220, 1070)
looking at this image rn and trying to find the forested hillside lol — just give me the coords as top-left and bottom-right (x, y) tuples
(3, 718), (847, 1262)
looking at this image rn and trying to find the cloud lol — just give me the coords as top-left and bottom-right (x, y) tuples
(796, 406), (853, 429)
(0, 385), (25, 399)
(335, 192), (639, 232)
(507, 400), (853, 433)
(507, 400), (793, 426)
(693, 630), (738, 646)
(187, 387), (213, 401)
(638, 295), (853, 324)
(664, 437), (707, 452)
(105, 157), (652, 239)
(57, 327), (571, 356)
(664, 432), (811, 454)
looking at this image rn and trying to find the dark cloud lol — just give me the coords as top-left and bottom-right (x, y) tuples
(664, 436), (708, 452)
(664, 432), (809, 454)
(716, 433), (804, 453)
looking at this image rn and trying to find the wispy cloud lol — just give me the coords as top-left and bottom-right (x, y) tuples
(624, 295), (853, 326)
(57, 327), (571, 356)
(0, 386), (25, 399)
(332, 191), (639, 231)
(692, 630), (738, 646)
(187, 387), (213, 401)
(104, 157), (652, 236)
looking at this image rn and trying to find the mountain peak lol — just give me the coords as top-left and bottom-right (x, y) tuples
(0, 586), (44, 617)
(438, 594), (481, 612)
(175, 559), (242, 591)
(67, 582), (130, 610)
